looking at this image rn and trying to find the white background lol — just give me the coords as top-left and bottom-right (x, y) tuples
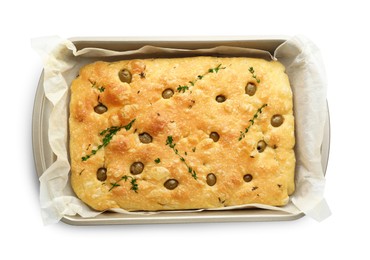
(1, 0), (369, 259)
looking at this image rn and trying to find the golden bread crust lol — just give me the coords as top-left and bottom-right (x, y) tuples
(69, 57), (295, 211)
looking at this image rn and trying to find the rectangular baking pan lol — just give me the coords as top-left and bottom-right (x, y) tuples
(32, 36), (330, 225)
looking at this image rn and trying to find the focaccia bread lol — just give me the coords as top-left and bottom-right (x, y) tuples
(69, 56), (295, 211)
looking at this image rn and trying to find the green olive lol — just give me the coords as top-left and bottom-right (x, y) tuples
(206, 173), (217, 186)
(243, 174), (253, 182)
(245, 83), (257, 96)
(164, 179), (179, 190)
(118, 69), (132, 83)
(257, 140), (267, 153)
(94, 104), (107, 114)
(209, 132), (220, 142)
(216, 95), (226, 103)
(139, 132), (152, 144)
(162, 88), (174, 99)
(271, 114), (284, 127)
(97, 167), (107, 181)
(130, 162), (144, 175)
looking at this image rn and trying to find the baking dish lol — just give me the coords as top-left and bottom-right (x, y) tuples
(32, 36), (330, 225)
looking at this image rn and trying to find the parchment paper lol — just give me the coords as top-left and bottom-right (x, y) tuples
(32, 35), (330, 224)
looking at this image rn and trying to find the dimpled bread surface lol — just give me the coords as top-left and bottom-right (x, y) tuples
(69, 56), (295, 211)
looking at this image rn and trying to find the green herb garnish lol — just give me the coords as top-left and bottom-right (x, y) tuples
(90, 79), (105, 93)
(81, 119), (136, 161)
(109, 175), (138, 192)
(177, 85), (189, 93)
(154, 158), (161, 164)
(248, 67), (261, 83)
(177, 64), (226, 93)
(238, 104), (267, 141)
(166, 136), (197, 179)
(208, 64), (225, 73)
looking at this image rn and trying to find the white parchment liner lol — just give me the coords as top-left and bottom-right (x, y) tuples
(32, 35), (331, 224)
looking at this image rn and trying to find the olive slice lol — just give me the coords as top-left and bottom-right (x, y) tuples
(164, 179), (179, 190)
(97, 167), (107, 181)
(245, 83), (257, 96)
(257, 140), (267, 153)
(209, 132), (220, 142)
(216, 95), (226, 103)
(271, 114), (284, 127)
(243, 174), (253, 182)
(162, 88), (174, 99)
(118, 69), (132, 83)
(130, 162), (144, 175)
(206, 173), (217, 186)
(94, 104), (107, 114)
(139, 132), (152, 144)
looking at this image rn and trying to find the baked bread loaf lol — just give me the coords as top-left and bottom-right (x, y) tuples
(69, 56), (295, 211)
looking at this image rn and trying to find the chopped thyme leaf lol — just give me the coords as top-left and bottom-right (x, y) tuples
(166, 136), (197, 180)
(177, 85), (189, 93)
(123, 119), (136, 131)
(154, 158), (161, 164)
(109, 175), (138, 192)
(238, 104), (267, 141)
(166, 135), (175, 148)
(248, 67), (261, 83)
(208, 64), (226, 73)
(122, 175), (138, 192)
(109, 182), (121, 191)
(82, 119), (136, 161)
(89, 79), (105, 92)
(177, 64), (226, 93)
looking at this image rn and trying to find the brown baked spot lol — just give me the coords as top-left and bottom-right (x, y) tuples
(143, 114), (167, 135)
(104, 84), (131, 105)
(107, 135), (131, 154)
(218, 197), (226, 205)
(129, 60), (146, 74)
